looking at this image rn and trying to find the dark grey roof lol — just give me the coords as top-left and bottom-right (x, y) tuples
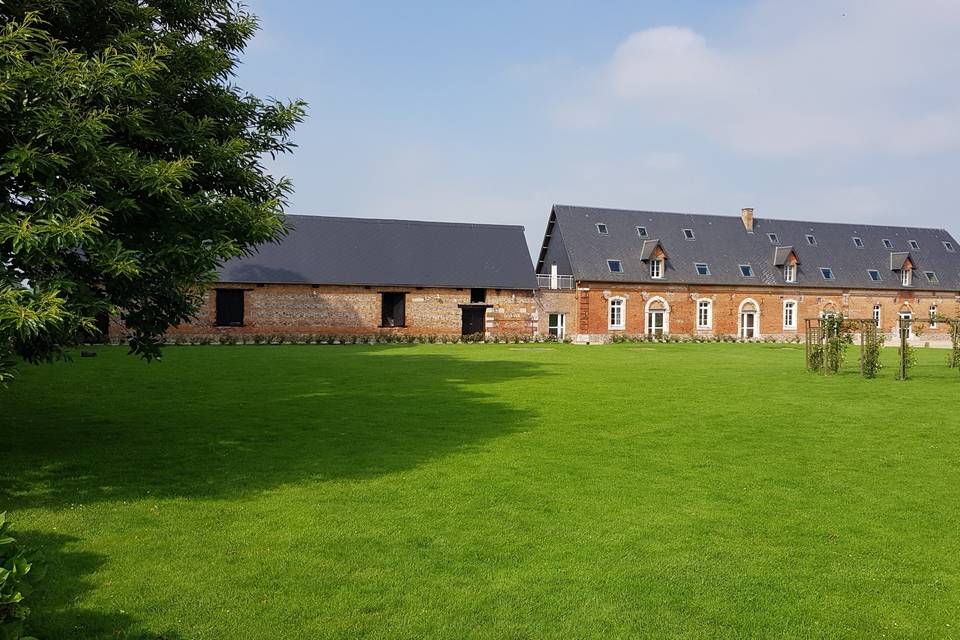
(538, 205), (960, 291)
(219, 215), (536, 289)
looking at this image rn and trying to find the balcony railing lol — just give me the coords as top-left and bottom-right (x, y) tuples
(537, 274), (575, 290)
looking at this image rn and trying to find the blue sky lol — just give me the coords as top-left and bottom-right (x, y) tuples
(238, 1), (960, 256)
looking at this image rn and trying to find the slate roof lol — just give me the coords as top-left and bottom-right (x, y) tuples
(219, 215), (537, 290)
(538, 205), (960, 291)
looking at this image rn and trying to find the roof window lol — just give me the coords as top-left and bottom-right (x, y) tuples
(637, 226), (648, 238)
(820, 267), (835, 280)
(767, 233), (780, 244)
(596, 223), (608, 235)
(867, 270), (882, 282)
(909, 240), (920, 250)
(739, 264), (755, 277)
(882, 239), (893, 249)
(806, 234), (817, 246)
(925, 271), (939, 283)
(852, 237), (864, 248)
(683, 228), (695, 241)
(944, 241), (955, 252)
(695, 263), (710, 275)
(607, 259), (622, 273)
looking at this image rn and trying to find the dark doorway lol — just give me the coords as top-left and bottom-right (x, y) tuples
(215, 289), (245, 326)
(461, 307), (486, 336)
(470, 288), (486, 303)
(381, 292), (406, 327)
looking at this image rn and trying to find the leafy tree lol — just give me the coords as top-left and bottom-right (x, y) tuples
(0, 1), (306, 383)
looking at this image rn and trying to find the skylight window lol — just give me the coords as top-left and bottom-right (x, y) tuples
(806, 234), (817, 246)
(607, 259), (622, 273)
(683, 228), (695, 241)
(695, 263), (710, 276)
(909, 240), (920, 250)
(852, 237), (864, 248)
(739, 264), (754, 277)
(820, 267), (835, 280)
(867, 270), (882, 282)
(925, 271), (939, 283)
(636, 226), (648, 238)
(596, 223), (608, 235)
(767, 233), (780, 244)
(882, 239), (893, 249)
(944, 241), (956, 252)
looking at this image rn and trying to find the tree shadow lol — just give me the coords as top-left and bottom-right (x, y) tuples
(1, 347), (546, 509)
(17, 530), (181, 639)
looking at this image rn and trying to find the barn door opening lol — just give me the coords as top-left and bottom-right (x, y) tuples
(461, 307), (486, 336)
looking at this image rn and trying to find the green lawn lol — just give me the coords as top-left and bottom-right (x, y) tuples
(2, 343), (959, 639)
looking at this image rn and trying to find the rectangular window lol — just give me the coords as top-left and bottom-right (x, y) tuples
(853, 237), (864, 248)
(215, 289), (244, 326)
(609, 298), (624, 330)
(695, 263), (710, 276)
(944, 241), (956, 252)
(901, 269), (912, 286)
(930, 306), (938, 329)
(596, 223), (608, 235)
(784, 264), (796, 283)
(820, 267), (835, 280)
(636, 226), (648, 238)
(607, 259), (623, 273)
(697, 300), (712, 329)
(683, 228), (695, 240)
(381, 292), (406, 327)
(925, 271), (939, 283)
(470, 288), (486, 303)
(867, 269), (882, 282)
(909, 240), (920, 250)
(548, 313), (566, 339)
(650, 258), (663, 279)
(882, 239), (893, 249)
(768, 233), (780, 244)
(873, 304), (882, 327)
(739, 264), (754, 277)
(783, 301), (797, 330)
(806, 234), (817, 246)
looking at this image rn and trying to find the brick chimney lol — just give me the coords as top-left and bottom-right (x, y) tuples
(741, 207), (755, 232)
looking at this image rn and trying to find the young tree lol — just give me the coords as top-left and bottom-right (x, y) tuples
(0, 1), (305, 383)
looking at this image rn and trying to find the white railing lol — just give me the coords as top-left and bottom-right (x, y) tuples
(536, 274), (575, 290)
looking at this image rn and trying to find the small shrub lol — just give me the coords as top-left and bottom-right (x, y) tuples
(861, 333), (885, 379)
(0, 512), (45, 640)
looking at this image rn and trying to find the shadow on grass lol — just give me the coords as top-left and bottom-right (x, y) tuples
(20, 530), (181, 640)
(2, 347), (546, 509)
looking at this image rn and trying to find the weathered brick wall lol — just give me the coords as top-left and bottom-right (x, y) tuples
(534, 289), (578, 336)
(109, 284), (537, 340)
(574, 282), (960, 342)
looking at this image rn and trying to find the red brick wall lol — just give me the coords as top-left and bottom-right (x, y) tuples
(575, 281), (960, 341)
(109, 283), (537, 341)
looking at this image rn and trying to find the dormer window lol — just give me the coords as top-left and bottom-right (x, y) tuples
(868, 269), (882, 282)
(783, 263), (796, 283)
(820, 267), (835, 280)
(806, 234), (817, 246)
(683, 229), (695, 241)
(925, 271), (939, 284)
(944, 241), (955, 252)
(852, 237), (864, 248)
(901, 268), (912, 287)
(739, 264), (754, 278)
(607, 259), (622, 273)
(768, 233), (780, 244)
(650, 258), (664, 279)
(882, 239), (893, 249)
(596, 223), (608, 235)
(637, 226), (648, 238)
(909, 240), (920, 251)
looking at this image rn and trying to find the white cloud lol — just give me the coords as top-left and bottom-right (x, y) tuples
(556, 0), (960, 156)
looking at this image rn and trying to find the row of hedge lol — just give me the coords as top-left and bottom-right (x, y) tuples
(108, 333), (573, 346)
(610, 334), (804, 344)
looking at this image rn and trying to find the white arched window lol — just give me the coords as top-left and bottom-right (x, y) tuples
(608, 297), (625, 330)
(696, 299), (712, 330)
(782, 299), (798, 331)
(738, 298), (761, 339)
(645, 296), (670, 336)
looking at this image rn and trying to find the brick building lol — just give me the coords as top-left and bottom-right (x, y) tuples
(535, 205), (960, 343)
(113, 215), (539, 341)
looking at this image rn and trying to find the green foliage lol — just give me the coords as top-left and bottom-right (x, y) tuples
(820, 315), (852, 374)
(861, 331), (885, 379)
(0, 2), (306, 383)
(898, 342), (917, 380)
(949, 324), (960, 370)
(0, 513), (43, 640)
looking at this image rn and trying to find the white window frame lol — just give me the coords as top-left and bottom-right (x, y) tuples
(644, 296), (670, 336)
(882, 239), (893, 249)
(783, 263), (797, 283)
(944, 241), (955, 252)
(596, 223), (608, 235)
(867, 270), (882, 282)
(783, 300), (798, 331)
(925, 271), (939, 284)
(873, 304), (882, 328)
(637, 226), (648, 238)
(739, 264), (754, 278)
(806, 234), (817, 246)
(608, 297), (625, 330)
(696, 299), (713, 330)
(768, 233), (780, 244)
(899, 311), (914, 338)
(548, 313), (566, 339)
(930, 306), (938, 329)
(853, 237), (864, 248)
(695, 263), (710, 276)
(909, 240), (920, 250)
(607, 259), (623, 273)
(683, 228), (695, 241)
(901, 268), (912, 287)
(820, 267), (835, 280)
(650, 258), (664, 279)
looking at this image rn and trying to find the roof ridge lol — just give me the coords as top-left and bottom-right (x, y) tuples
(285, 213), (525, 231)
